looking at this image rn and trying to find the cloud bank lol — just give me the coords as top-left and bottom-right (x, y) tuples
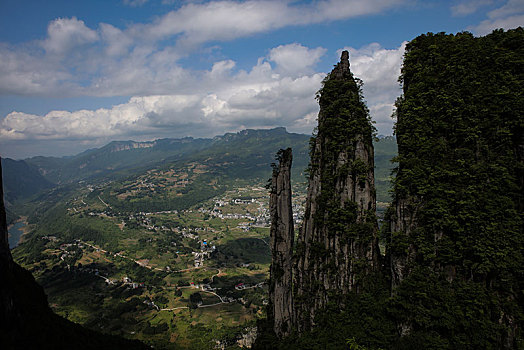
(0, 0), (405, 98)
(1, 41), (406, 153)
(4, 0), (520, 158)
(0, 43), (327, 142)
(0, 0), (412, 158)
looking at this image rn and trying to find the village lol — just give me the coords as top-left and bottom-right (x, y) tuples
(45, 234), (270, 313)
(19, 178), (308, 348)
(48, 189), (273, 312)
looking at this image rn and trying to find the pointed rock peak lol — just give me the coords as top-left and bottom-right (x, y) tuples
(332, 50), (350, 79)
(341, 50), (349, 65)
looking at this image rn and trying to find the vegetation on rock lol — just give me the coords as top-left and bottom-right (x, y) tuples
(258, 28), (524, 349)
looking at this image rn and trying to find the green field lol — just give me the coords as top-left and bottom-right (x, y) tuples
(13, 180), (281, 349)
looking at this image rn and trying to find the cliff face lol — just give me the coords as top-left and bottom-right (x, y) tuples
(268, 148), (294, 338)
(387, 30), (524, 346)
(293, 51), (380, 332)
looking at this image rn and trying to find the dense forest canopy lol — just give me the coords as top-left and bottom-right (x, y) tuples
(387, 28), (523, 349)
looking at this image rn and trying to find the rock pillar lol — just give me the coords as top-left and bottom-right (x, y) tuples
(268, 148), (294, 338)
(293, 51), (380, 332)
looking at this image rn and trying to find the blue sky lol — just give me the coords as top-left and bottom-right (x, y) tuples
(0, 0), (522, 159)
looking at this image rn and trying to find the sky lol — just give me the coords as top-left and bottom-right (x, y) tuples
(0, 0), (522, 159)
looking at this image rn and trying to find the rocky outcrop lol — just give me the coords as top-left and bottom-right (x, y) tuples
(293, 51), (380, 332)
(268, 148), (294, 338)
(109, 141), (156, 153)
(261, 30), (523, 348)
(388, 196), (420, 290)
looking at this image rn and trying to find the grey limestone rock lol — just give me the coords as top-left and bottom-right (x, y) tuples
(292, 51), (380, 333)
(268, 148), (294, 338)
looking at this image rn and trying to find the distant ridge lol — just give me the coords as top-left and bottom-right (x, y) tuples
(1, 158), (54, 204)
(22, 128), (306, 185)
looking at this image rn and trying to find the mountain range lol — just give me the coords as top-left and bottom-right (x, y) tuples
(3, 127), (397, 221)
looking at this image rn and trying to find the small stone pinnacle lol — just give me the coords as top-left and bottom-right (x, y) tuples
(341, 50), (349, 62)
(331, 50), (350, 79)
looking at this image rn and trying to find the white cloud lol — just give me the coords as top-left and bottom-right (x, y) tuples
(471, 0), (524, 34)
(488, 0), (524, 18)
(0, 95), (201, 141)
(0, 49), (325, 146)
(42, 17), (98, 55)
(208, 60), (236, 78)
(451, 0), (493, 16)
(474, 14), (524, 34)
(269, 43), (326, 76)
(99, 23), (133, 57)
(0, 0), (408, 98)
(0, 40), (406, 150)
(138, 0), (405, 47)
(137, 1), (294, 49)
(0, 1), (413, 156)
(0, 43), (73, 95)
(339, 42), (406, 135)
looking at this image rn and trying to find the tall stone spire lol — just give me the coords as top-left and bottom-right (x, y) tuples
(293, 50), (380, 332)
(268, 148), (294, 338)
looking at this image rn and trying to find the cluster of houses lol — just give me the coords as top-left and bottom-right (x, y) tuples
(143, 298), (159, 310)
(85, 181), (112, 193)
(195, 195), (272, 227)
(292, 202), (304, 225)
(122, 276), (145, 289)
(117, 172), (192, 199)
(234, 282), (266, 291)
(87, 210), (116, 218)
(189, 281), (213, 291)
(57, 241), (84, 264)
(192, 239), (216, 267)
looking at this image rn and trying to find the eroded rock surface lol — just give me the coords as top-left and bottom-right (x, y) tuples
(268, 148), (294, 338)
(292, 51), (380, 332)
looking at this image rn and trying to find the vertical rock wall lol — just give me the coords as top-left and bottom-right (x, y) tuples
(387, 31), (523, 346)
(268, 148), (294, 338)
(293, 51), (380, 332)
